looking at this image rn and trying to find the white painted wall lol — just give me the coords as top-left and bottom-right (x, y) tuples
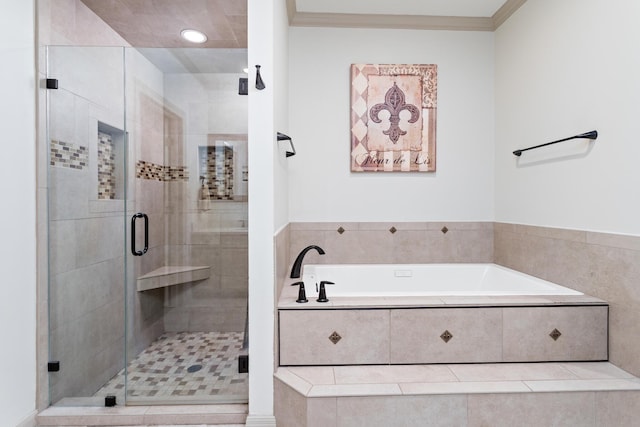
(0, 1), (37, 426)
(495, 0), (640, 235)
(247, 0), (277, 423)
(288, 27), (495, 222)
(273, 0), (290, 230)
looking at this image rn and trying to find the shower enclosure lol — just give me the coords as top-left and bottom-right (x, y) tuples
(46, 46), (248, 406)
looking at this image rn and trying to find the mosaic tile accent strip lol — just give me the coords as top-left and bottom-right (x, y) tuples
(199, 146), (234, 200)
(165, 165), (189, 181)
(97, 131), (116, 199)
(50, 140), (88, 170)
(95, 331), (247, 401)
(136, 160), (189, 182)
(136, 160), (165, 181)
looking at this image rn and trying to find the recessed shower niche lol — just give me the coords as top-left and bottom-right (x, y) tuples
(197, 134), (248, 204)
(96, 121), (125, 201)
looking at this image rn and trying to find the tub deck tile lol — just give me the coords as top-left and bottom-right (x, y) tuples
(524, 378), (640, 392)
(276, 362), (640, 398)
(278, 281), (607, 309)
(333, 364), (457, 384)
(307, 383), (403, 398)
(448, 362), (580, 382)
(400, 380), (532, 395)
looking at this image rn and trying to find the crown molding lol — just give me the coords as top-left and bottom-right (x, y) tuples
(291, 12), (494, 31)
(287, 0), (527, 32)
(286, 0), (296, 23)
(493, 0), (528, 29)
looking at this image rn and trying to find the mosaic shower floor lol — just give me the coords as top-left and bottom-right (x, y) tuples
(95, 331), (248, 404)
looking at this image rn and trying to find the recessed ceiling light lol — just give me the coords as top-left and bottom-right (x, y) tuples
(243, 68), (249, 73)
(180, 29), (207, 43)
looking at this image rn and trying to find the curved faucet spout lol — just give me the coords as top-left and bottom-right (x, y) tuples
(290, 245), (325, 278)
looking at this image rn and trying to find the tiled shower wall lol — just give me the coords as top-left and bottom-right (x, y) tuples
(494, 222), (640, 377)
(36, 0), (132, 409)
(45, 46), (129, 404)
(164, 226), (248, 333)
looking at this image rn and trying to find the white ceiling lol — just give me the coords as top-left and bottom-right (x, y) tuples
(296, 0), (509, 18)
(137, 48), (248, 74)
(289, 0), (526, 31)
(83, 0), (525, 75)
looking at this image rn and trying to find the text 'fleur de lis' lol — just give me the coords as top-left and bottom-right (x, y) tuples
(369, 82), (420, 144)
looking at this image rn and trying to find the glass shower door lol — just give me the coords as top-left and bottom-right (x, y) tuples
(46, 45), (249, 407)
(123, 47), (249, 405)
(46, 46), (127, 406)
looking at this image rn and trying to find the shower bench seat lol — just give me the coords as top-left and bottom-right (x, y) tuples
(136, 265), (210, 291)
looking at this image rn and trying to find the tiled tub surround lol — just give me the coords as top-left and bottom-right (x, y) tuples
(274, 363), (640, 427)
(494, 223), (640, 378)
(278, 297), (608, 366)
(279, 222), (494, 303)
(273, 222), (640, 425)
(287, 222), (494, 266)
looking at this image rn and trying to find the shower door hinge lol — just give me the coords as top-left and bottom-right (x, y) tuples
(238, 77), (248, 95)
(46, 78), (58, 89)
(238, 354), (249, 373)
(105, 395), (116, 407)
(47, 361), (60, 372)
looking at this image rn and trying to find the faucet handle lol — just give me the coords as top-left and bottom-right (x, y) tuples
(316, 281), (335, 303)
(292, 281), (308, 303)
(316, 280), (335, 292)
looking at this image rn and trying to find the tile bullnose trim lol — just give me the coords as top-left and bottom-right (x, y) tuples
(245, 414), (277, 426)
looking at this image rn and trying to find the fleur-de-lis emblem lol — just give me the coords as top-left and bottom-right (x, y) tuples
(369, 83), (420, 144)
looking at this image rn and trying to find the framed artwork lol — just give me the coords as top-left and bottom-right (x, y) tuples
(350, 64), (437, 172)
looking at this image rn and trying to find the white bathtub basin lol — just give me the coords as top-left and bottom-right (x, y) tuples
(301, 263), (582, 297)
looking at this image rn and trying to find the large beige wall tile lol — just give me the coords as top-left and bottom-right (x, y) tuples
(608, 303), (640, 373)
(335, 396), (397, 427)
(220, 247), (248, 278)
(275, 225), (290, 299)
(279, 310), (389, 365)
(307, 397), (337, 427)
(390, 308), (502, 363)
(390, 229), (431, 263)
(468, 392), (595, 427)
(274, 379), (308, 427)
(595, 391), (640, 426)
(322, 230), (394, 264)
(336, 395), (467, 427)
(75, 216), (123, 267)
(503, 306), (608, 362)
(49, 219), (77, 275)
(49, 167), (91, 221)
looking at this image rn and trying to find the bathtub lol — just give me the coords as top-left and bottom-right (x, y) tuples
(301, 263), (583, 297)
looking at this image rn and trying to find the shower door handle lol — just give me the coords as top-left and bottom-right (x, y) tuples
(131, 213), (149, 256)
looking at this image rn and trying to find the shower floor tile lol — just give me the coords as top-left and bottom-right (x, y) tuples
(95, 331), (247, 403)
